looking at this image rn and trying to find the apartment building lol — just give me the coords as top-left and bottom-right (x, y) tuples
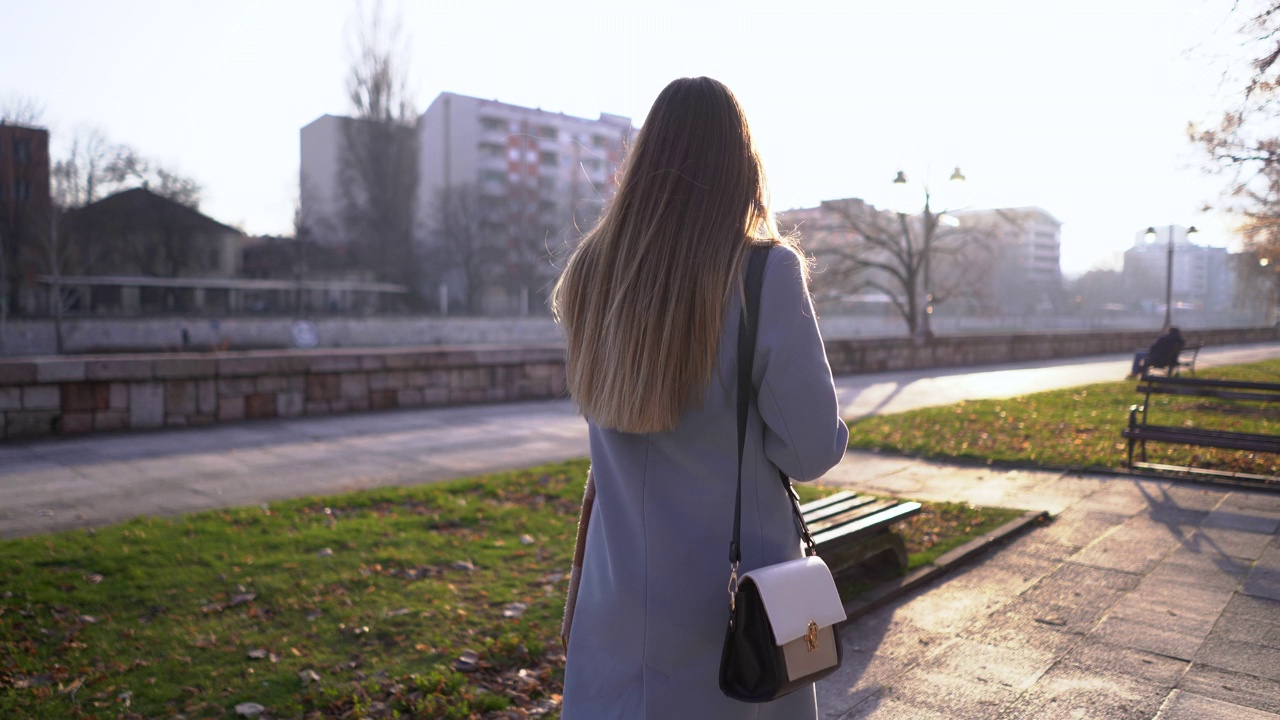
(1123, 226), (1231, 313)
(952, 207), (1063, 313)
(300, 93), (633, 315)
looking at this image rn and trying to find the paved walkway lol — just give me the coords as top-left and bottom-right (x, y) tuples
(817, 457), (1280, 719)
(3, 343), (1280, 718)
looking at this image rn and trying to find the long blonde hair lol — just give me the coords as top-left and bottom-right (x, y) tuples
(551, 77), (806, 434)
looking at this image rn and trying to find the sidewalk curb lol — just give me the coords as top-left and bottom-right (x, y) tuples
(838, 509), (1050, 625)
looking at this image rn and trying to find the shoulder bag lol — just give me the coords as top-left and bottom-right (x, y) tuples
(719, 245), (846, 702)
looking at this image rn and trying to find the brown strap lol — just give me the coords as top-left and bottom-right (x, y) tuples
(561, 466), (596, 648)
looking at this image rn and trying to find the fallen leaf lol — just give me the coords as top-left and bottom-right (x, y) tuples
(247, 649), (268, 660)
(519, 534), (536, 545)
(316, 548), (334, 557)
(454, 650), (481, 672)
(85, 573), (104, 584)
(299, 669), (321, 685)
(450, 560), (477, 572)
(228, 593), (256, 607)
(502, 602), (528, 619)
(235, 701), (266, 718)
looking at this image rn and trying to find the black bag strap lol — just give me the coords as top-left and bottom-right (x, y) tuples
(729, 246), (817, 572)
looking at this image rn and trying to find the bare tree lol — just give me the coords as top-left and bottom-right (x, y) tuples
(427, 184), (495, 313)
(1192, 1), (1280, 260)
(0, 95), (45, 125)
(800, 197), (988, 337)
(338, 0), (421, 304)
(51, 127), (200, 210)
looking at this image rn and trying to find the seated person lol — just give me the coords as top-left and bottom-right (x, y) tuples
(1129, 326), (1185, 378)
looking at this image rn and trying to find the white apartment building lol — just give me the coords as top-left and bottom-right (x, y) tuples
(1123, 226), (1231, 313)
(299, 93), (633, 315)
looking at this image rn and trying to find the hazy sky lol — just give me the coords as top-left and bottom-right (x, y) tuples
(0, 0), (1258, 275)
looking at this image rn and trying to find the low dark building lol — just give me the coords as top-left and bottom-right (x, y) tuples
(0, 122), (52, 315)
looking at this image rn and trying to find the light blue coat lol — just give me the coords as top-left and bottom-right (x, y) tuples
(562, 247), (850, 720)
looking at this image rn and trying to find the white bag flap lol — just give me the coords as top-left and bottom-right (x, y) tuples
(740, 555), (847, 645)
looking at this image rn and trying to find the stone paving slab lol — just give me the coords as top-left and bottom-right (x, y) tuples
(1155, 690), (1280, 720)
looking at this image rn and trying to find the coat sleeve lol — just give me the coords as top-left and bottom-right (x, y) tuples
(754, 247), (849, 481)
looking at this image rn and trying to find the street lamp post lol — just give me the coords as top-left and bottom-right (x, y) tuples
(1144, 224), (1198, 330)
(893, 167), (965, 340)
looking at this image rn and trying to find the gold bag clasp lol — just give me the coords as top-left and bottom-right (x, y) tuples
(805, 621), (819, 652)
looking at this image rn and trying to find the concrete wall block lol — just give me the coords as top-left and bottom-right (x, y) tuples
(0, 387), (20, 410)
(36, 359), (86, 383)
(0, 362), (37, 384)
(386, 370), (408, 389)
(22, 385), (60, 410)
(396, 388), (424, 407)
(340, 373), (369, 400)
(550, 372), (567, 397)
(423, 387), (449, 405)
(108, 383), (129, 410)
(166, 415), (189, 428)
(7, 410), (58, 438)
(404, 370), (429, 388)
(217, 395), (245, 422)
(197, 380), (217, 414)
(366, 371), (391, 390)
(217, 377), (255, 397)
(527, 363), (556, 379)
(59, 412), (94, 434)
(359, 355), (385, 371)
(60, 383), (105, 412)
(329, 399), (350, 414)
(370, 389), (397, 410)
(245, 393), (277, 419)
(153, 357), (217, 379)
(305, 400), (331, 415)
(217, 356), (275, 377)
(277, 391), (304, 418)
(165, 380), (197, 416)
(94, 410), (129, 432)
(254, 375), (289, 393)
(187, 415), (216, 426)
(310, 355), (361, 373)
(128, 382), (165, 429)
(383, 352), (430, 370)
(306, 374), (340, 402)
(85, 359), (154, 382)
(285, 376), (306, 392)
(347, 396), (370, 413)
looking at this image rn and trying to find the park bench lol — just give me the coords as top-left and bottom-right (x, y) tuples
(1142, 341), (1204, 377)
(798, 491), (922, 578)
(1122, 374), (1280, 481)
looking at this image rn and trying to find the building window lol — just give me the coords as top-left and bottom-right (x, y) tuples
(479, 169), (506, 184)
(478, 142), (504, 157)
(480, 116), (506, 132)
(537, 126), (558, 140)
(540, 151), (558, 167)
(592, 134), (606, 148)
(13, 139), (31, 165)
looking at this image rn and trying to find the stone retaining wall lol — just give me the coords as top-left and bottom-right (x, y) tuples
(0, 346), (567, 440)
(1, 327), (1276, 441)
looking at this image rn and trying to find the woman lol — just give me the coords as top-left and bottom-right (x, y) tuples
(552, 77), (849, 720)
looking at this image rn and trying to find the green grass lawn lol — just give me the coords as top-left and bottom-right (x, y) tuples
(847, 359), (1280, 477)
(1, 461), (1021, 720)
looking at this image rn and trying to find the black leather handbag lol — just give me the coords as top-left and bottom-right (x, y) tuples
(718, 246), (846, 703)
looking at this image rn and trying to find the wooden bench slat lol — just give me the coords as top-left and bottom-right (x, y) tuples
(811, 501), (922, 547)
(800, 495), (881, 524)
(1137, 386), (1280, 404)
(796, 490), (860, 515)
(807, 499), (902, 534)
